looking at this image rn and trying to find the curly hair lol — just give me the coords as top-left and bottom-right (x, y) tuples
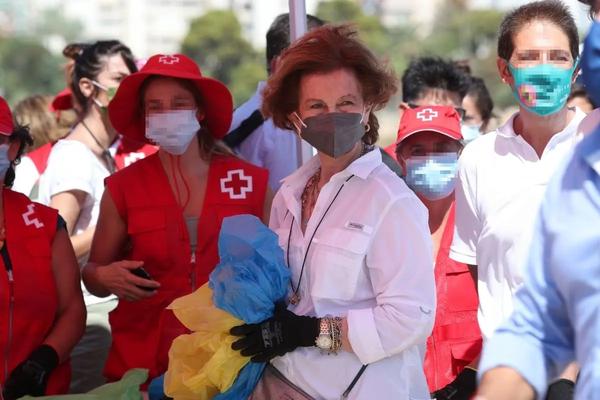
(261, 24), (398, 145)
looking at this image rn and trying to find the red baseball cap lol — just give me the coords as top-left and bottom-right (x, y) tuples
(0, 96), (14, 136)
(395, 105), (462, 145)
(50, 87), (73, 112)
(108, 53), (233, 143)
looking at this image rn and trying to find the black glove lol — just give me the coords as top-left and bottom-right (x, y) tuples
(431, 367), (477, 400)
(230, 304), (319, 363)
(545, 379), (574, 400)
(2, 344), (59, 400)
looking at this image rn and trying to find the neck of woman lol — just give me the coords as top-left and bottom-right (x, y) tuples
(318, 142), (363, 187)
(80, 109), (116, 151)
(158, 136), (210, 178)
(514, 106), (574, 158)
(421, 193), (454, 234)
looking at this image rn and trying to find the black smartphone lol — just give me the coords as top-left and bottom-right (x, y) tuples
(130, 267), (155, 291)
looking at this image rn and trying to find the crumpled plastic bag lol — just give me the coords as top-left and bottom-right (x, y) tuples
(165, 214), (291, 400)
(19, 369), (147, 400)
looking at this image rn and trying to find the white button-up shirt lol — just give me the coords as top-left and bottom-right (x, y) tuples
(450, 108), (586, 340)
(269, 149), (435, 400)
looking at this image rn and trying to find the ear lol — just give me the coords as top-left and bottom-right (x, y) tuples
(397, 153), (407, 177)
(196, 108), (206, 122)
(497, 57), (513, 86)
(79, 78), (95, 99)
(286, 112), (302, 135)
(7, 141), (21, 163)
(269, 56), (281, 76)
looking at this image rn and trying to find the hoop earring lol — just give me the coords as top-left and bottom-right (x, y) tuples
(365, 123), (371, 133)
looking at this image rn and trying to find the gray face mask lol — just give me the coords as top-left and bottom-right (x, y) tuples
(292, 112), (366, 158)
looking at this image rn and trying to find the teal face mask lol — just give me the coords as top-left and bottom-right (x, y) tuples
(508, 61), (577, 116)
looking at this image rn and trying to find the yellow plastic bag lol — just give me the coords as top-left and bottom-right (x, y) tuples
(164, 284), (249, 400)
(19, 368), (147, 400)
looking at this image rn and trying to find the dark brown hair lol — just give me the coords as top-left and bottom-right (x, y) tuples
(262, 24), (398, 145)
(497, 0), (579, 61)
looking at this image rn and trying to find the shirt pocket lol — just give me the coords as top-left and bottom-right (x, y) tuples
(309, 227), (370, 301)
(127, 207), (169, 266)
(445, 261), (478, 312)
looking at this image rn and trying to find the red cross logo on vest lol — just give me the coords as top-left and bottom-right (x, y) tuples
(22, 204), (44, 229)
(416, 108), (438, 122)
(123, 152), (145, 167)
(220, 169), (253, 200)
(159, 55), (180, 65)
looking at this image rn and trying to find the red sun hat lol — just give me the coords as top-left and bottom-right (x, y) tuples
(108, 53), (233, 143)
(0, 96), (14, 137)
(50, 87), (73, 112)
(395, 105), (463, 145)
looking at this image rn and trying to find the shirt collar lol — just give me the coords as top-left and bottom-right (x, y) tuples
(280, 147), (382, 189)
(496, 108), (584, 145)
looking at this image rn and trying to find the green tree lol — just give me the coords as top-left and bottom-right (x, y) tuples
(181, 10), (266, 106)
(423, 2), (511, 108)
(0, 35), (64, 105)
(315, 0), (418, 74)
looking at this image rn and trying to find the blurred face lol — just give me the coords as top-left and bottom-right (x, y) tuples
(296, 68), (367, 120)
(396, 131), (462, 176)
(498, 20), (576, 86)
(462, 93), (484, 128)
(0, 135), (20, 160)
(80, 54), (132, 108)
(143, 77), (204, 118)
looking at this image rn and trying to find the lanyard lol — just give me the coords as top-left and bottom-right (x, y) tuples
(286, 174), (354, 305)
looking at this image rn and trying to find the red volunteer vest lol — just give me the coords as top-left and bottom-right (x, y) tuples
(28, 143), (54, 175)
(103, 153), (268, 382)
(0, 189), (70, 394)
(424, 204), (482, 391)
(113, 136), (157, 170)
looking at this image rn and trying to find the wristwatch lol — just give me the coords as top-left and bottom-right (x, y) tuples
(315, 318), (333, 350)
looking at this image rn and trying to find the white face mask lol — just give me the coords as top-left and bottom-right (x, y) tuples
(145, 109), (200, 155)
(0, 144), (10, 178)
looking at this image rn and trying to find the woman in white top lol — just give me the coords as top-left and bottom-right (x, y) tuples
(37, 40), (138, 393)
(229, 25), (436, 400)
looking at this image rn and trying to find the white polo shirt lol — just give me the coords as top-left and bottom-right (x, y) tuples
(269, 149), (435, 400)
(450, 108), (586, 340)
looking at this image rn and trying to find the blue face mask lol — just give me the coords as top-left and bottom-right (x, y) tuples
(461, 124), (482, 144)
(0, 144), (10, 179)
(509, 61), (577, 116)
(582, 21), (600, 107)
(405, 153), (458, 201)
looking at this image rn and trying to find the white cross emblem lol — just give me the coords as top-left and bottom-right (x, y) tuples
(123, 152), (145, 167)
(22, 204), (44, 229)
(416, 108), (438, 122)
(158, 55), (180, 65)
(220, 169), (253, 200)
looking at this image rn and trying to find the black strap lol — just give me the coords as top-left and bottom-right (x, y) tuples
(223, 109), (264, 148)
(1, 242), (12, 272)
(342, 364), (368, 398)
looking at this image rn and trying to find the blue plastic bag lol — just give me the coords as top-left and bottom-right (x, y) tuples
(209, 214), (291, 399)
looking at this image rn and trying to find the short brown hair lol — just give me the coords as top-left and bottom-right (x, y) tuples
(262, 24), (398, 145)
(497, 0), (579, 61)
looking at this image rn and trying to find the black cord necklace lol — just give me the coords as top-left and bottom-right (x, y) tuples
(286, 174), (354, 305)
(80, 120), (116, 174)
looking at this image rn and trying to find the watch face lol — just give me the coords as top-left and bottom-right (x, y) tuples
(316, 335), (332, 349)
